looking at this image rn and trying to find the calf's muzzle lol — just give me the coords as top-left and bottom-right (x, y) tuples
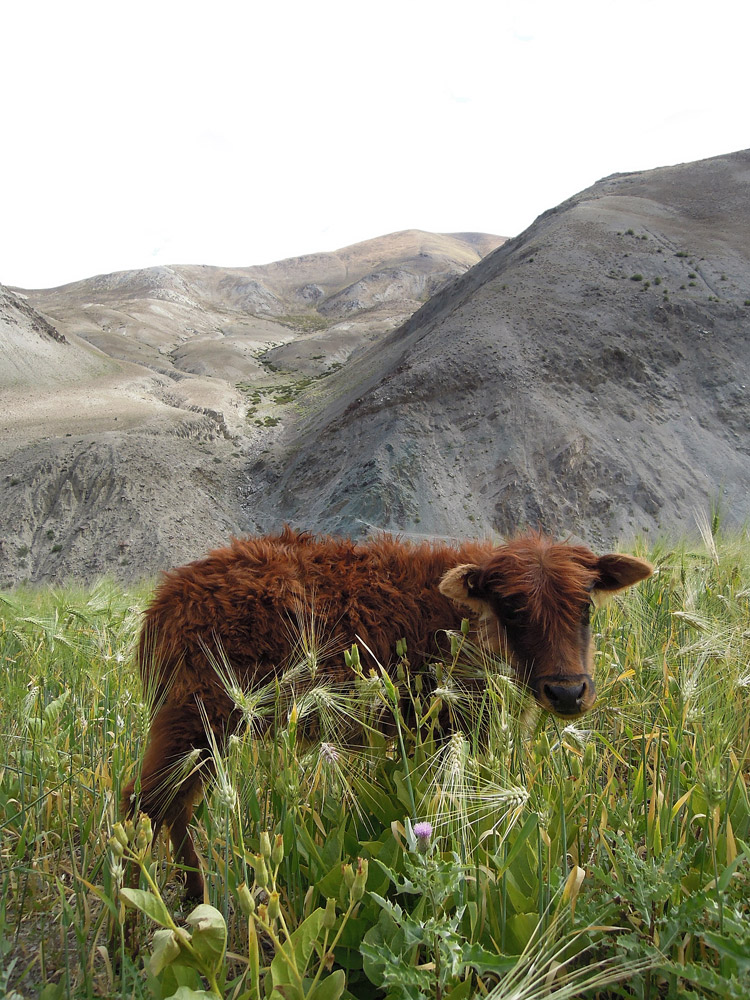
(536, 674), (596, 717)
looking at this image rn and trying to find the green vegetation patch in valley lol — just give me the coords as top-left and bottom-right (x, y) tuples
(1, 531), (750, 998)
(237, 366), (342, 426)
(275, 313), (331, 334)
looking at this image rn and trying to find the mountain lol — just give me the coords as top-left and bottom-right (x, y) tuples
(243, 150), (750, 545)
(0, 284), (250, 585)
(4, 147), (750, 590)
(0, 231), (503, 586)
(23, 230), (503, 381)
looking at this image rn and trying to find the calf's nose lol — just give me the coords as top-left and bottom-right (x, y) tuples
(543, 680), (588, 716)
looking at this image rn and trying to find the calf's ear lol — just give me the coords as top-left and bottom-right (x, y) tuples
(439, 564), (487, 612)
(594, 554), (653, 594)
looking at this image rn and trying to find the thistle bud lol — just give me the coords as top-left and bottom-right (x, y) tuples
(350, 858), (368, 903)
(267, 891), (281, 921)
(342, 863), (355, 890)
(461, 618), (470, 636)
(271, 834), (284, 867)
(135, 814), (153, 854)
(253, 853), (269, 889)
(583, 741), (596, 770)
(108, 835), (125, 859)
(344, 644), (361, 671)
(260, 831), (272, 860)
(338, 865), (353, 908)
(112, 822), (129, 848)
(237, 883), (255, 917)
(322, 896), (337, 929)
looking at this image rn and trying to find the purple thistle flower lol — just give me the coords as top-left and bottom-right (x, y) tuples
(413, 821), (433, 847)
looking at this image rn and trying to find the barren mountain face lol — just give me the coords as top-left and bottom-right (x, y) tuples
(1, 231), (502, 585)
(2, 150), (749, 588)
(243, 151), (750, 546)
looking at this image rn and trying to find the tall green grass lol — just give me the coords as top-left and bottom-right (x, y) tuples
(1, 533), (749, 999)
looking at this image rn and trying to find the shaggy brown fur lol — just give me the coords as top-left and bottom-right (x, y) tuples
(122, 527), (652, 897)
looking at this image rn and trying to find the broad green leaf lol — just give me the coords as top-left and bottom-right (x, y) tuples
(460, 943), (518, 976)
(120, 887), (173, 928)
(496, 812), (537, 878)
(353, 777), (401, 825)
(246, 784), (262, 824)
(39, 985), (66, 1000)
(502, 869), (535, 915)
(43, 690), (70, 723)
(150, 928), (181, 976)
(361, 908), (404, 986)
(307, 969), (346, 1000)
(269, 981), (304, 1000)
(444, 977), (474, 1000)
(185, 904), (227, 973)
(503, 912), (540, 954)
(716, 850), (749, 892)
(147, 961), (204, 997)
(323, 914), (367, 971)
(701, 931), (750, 971)
(270, 907), (327, 1000)
(288, 907), (326, 970)
(316, 863), (345, 901)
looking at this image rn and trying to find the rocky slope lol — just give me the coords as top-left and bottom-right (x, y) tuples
(244, 150), (750, 546)
(1, 231), (502, 586)
(24, 230), (501, 382)
(0, 285), (249, 584)
(4, 148), (750, 589)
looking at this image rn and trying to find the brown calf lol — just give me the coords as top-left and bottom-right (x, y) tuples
(122, 528), (652, 897)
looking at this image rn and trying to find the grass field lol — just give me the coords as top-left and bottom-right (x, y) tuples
(1, 530), (749, 999)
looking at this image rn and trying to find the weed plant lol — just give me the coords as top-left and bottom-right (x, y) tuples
(1, 532), (749, 999)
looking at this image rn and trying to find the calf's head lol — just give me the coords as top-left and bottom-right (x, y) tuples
(439, 536), (653, 718)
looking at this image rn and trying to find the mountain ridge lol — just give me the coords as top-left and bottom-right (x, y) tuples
(0, 230), (504, 586)
(2, 151), (749, 587)
(242, 150), (750, 544)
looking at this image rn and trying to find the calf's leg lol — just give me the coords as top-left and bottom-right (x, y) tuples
(122, 701), (219, 899)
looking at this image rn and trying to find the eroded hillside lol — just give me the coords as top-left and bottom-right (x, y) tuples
(243, 151), (750, 544)
(1, 231), (503, 585)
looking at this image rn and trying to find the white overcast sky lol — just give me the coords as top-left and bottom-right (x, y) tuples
(3, 0), (748, 289)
